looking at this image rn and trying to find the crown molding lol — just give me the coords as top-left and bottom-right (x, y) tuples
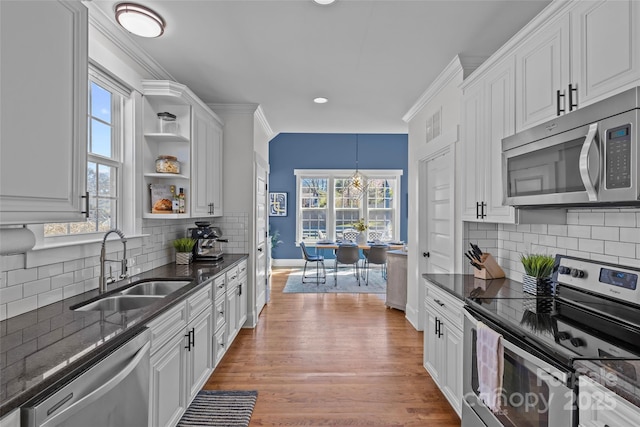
(86, 2), (173, 81)
(208, 103), (259, 115)
(402, 55), (465, 123)
(255, 106), (277, 141)
(461, 0), (575, 88)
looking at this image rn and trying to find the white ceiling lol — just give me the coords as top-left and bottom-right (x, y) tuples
(92, 0), (551, 135)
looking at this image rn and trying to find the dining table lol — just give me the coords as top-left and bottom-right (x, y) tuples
(314, 241), (405, 251)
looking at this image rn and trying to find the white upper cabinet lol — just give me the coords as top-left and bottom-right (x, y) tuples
(141, 80), (223, 219)
(515, 13), (571, 132)
(191, 106), (223, 217)
(461, 58), (515, 223)
(0, 1), (88, 225)
(571, 0), (640, 106)
(515, 0), (640, 133)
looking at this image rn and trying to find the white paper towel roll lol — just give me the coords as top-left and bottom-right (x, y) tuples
(0, 227), (36, 255)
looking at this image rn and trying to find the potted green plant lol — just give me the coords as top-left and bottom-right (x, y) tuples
(520, 253), (556, 295)
(354, 218), (368, 244)
(173, 237), (196, 264)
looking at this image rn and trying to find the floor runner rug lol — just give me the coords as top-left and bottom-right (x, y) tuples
(283, 268), (386, 293)
(177, 390), (258, 427)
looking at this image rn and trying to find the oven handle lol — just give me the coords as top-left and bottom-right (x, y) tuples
(463, 308), (569, 385)
(579, 122), (599, 202)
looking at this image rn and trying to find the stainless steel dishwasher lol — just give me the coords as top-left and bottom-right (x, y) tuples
(22, 328), (151, 427)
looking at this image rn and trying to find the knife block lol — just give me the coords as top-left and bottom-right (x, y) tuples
(473, 253), (505, 279)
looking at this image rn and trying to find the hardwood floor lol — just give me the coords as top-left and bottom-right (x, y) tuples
(204, 268), (460, 426)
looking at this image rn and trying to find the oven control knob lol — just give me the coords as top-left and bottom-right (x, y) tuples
(570, 269), (585, 278)
(558, 266), (571, 275)
(557, 331), (571, 341)
(570, 337), (585, 347)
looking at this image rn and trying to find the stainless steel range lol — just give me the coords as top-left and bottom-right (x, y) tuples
(462, 255), (640, 427)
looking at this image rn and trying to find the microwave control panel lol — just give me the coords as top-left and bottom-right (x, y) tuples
(605, 124), (631, 189)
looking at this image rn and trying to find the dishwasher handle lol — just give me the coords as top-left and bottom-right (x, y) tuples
(40, 340), (151, 427)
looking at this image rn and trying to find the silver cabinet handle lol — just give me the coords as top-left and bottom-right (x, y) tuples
(579, 123), (599, 201)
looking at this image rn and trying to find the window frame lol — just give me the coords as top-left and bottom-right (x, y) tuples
(294, 169), (403, 244)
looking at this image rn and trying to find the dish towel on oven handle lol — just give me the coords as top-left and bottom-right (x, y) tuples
(476, 321), (504, 413)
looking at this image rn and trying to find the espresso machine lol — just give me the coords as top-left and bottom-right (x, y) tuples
(188, 222), (227, 261)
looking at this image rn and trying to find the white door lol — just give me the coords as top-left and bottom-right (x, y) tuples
(254, 156), (269, 319)
(424, 148), (454, 274)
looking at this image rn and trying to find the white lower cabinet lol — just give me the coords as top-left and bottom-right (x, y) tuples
(423, 280), (464, 418)
(238, 261), (248, 328)
(0, 409), (19, 427)
(148, 287), (212, 427)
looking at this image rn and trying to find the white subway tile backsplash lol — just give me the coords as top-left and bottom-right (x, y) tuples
(51, 272), (74, 290)
(578, 212), (605, 226)
(37, 263), (63, 279)
(23, 278), (51, 298)
(547, 225), (568, 236)
(0, 285), (23, 303)
(7, 268), (37, 287)
(604, 241), (635, 258)
(620, 228), (640, 243)
(567, 225), (591, 239)
(578, 238), (604, 254)
(37, 289), (63, 308)
(605, 212), (636, 227)
(491, 208), (640, 281)
(592, 226), (618, 241)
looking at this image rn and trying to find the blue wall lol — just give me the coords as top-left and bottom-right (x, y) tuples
(269, 133), (408, 260)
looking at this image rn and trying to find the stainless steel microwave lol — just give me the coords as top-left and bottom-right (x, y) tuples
(502, 87), (640, 208)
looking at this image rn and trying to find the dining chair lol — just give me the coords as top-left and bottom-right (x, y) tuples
(342, 229), (359, 242)
(300, 241), (326, 284)
(334, 243), (361, 286)
(363, 244), (388, 285)
(368, 230), (383, 242)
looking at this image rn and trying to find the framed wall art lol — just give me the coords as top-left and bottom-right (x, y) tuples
(269, 192), (287, 216)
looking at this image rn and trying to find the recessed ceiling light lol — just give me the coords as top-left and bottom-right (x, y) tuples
(313, 97), (329, 104)
(314, 0), (336, 5)
(115, 3), (165, 38)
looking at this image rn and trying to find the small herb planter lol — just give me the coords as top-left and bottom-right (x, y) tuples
(176, 252), (192, 265)
(522, 274), (553, 296)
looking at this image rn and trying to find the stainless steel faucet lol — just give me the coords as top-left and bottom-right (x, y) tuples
(99, 229), (128, 293)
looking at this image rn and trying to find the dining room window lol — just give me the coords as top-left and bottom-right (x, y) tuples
(295, 169), (402, 243)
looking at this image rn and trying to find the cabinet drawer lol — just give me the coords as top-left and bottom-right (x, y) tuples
(213, 274), (226, 300)
(147, 301), (187, 355)
(213, 327), (227, 366)
(213, 295), (226, 332)
(187, 285), (212, 322)
(425, 281), (464, 330)
(226, 266), (239, 285)
(238, 260), (248, 277)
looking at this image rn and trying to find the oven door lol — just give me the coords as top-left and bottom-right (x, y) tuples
(463, 308), (576, 427)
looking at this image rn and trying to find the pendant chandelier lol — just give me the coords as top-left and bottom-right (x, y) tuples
(346, 134), (369, 199)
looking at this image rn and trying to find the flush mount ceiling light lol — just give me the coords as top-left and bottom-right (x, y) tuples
(314, 0), (336, 4)
(115, 3), (165, 38)
(313, 97), (328, 104)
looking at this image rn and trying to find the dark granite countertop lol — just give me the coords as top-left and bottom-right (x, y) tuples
(0, 254), (247, 417)
(422, 273), (526, 301)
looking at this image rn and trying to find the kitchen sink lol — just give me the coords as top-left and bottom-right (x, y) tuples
(118, 280), (192, 296)
(73, 295), (164, 311)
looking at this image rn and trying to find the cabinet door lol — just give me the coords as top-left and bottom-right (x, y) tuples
(0, 1), (88, 224)
(460, 82), (486, 221)
(191, 109), (223, 217)
(186, 309), (213, 402)
(213, 327), (227, 366)
(441, 323), (463, 417)
(226, 285), (239, 343)
(423, 303), (442, 385)
(150, 334), (187, 427)
(571, 0), (640, 106)
(238, 275), (248, 328)
(483, 58), (516, 223)
(515, 13), (570, 132)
